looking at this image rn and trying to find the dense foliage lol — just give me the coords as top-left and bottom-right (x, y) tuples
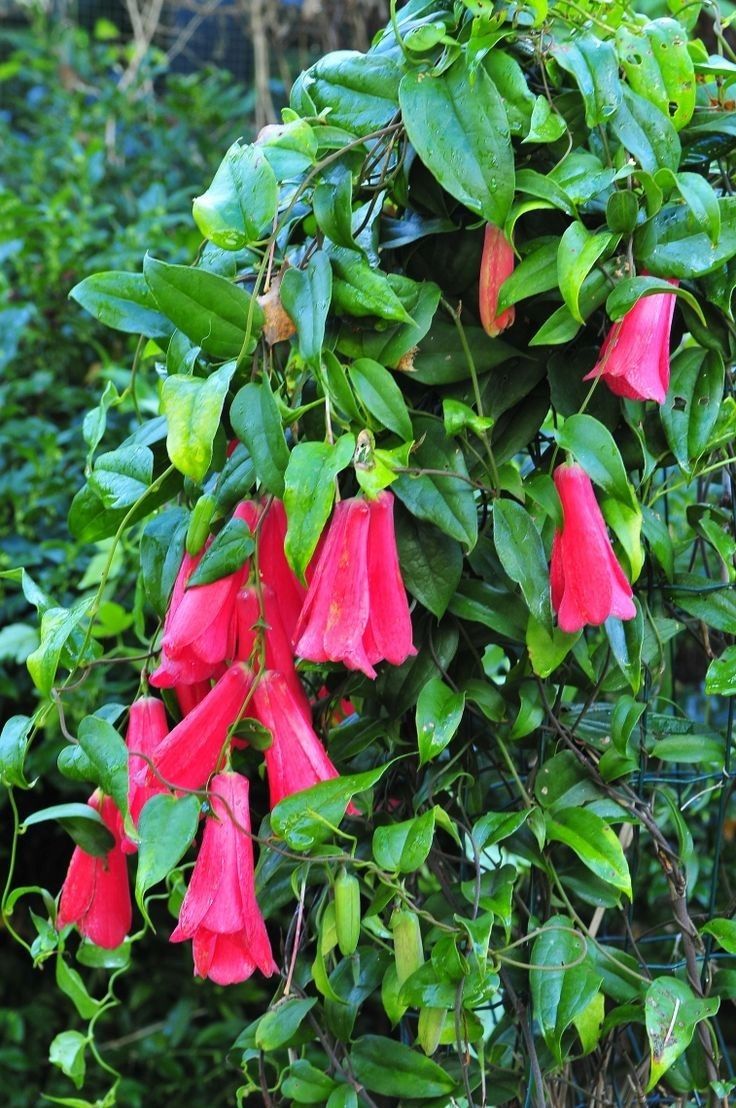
(4, 0), (736, 1105)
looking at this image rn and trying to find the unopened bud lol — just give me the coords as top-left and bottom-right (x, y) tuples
(391, 908), (424, 986)
(417, 1006), (446, 1055)
(186, 494), (216, 555)
(479, 223), (515, 338)
(334, 868), (361, 957)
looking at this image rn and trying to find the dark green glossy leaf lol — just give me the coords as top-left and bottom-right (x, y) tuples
(399, 57), (514, 224)
(281, 251), (332, 367)
(230, 378), (290, 497)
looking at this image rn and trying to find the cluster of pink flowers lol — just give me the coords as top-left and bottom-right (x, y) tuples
(57, 490), (415, 984)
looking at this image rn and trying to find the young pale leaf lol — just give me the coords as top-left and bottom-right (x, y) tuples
(399, 58), (514, 225)
(143, 255), (263, 359)
(701, 917), (736, 953)
(283, 434), (355, 581)
(49, 1030), (87, 1090)
(416, 678), (465, 765)
(162, 362), (235, 484)
(230, 378), (290, 497)
(193, 141), (278, 249)
(26, 599), (93, 697)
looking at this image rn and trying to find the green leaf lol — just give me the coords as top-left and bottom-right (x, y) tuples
(350, 1035), (456, 1098)
(89, 444), (153, 509)
(616, 18), (695, 131)
(192, 141), (278, 249)
(516, 168), (576, 217)
(661, 348), (724, 470)
(280, 251), (332, 367)
(283, 434), (355, 581)
(416, 679), (465, 765)
(399, 58), (514, 225)
(140, 507), (189, 618)
(314, 165), (360, 251)
(556, 414), (635, 507)
(162, 361), (236, 484)
(525, 95), (567, 143)
(610, 88), (681, 173)
(526, 615), (578, 678)
(472, 809), (530, 852)
(651, 734), (724, 763)
(348, 358), (413, 440)
(21, 802), (115, 857)
(77, 715), (129, 822)
(636, 197), (736, 278)
(605, 275), (703, 325)
(290, 51), (401, 136)
(0, 714), (33, 788)
(56, 956), (101, 1020)
(701, 918), (736, 954)
(394, 511), (463, 619)
(675, 172), (721, 244)
(373, 809), (436, 872)
(49, 1030), (87, 1090)
(70, 271), (172, 336)
(393, 423), (478, 549)
(256, 998), (317, 1051)
(143, 255), (263, 359)
(230, 377), (290, 497)
(530, 263), (612, 346)
(530, 916), (602, 1066)
(26, 599), (93, 697)
(497, 237), (560, 312)
(552, 34), (622, 126)
(558, 223), (617, 324)
(338, 279), (441, 370)
(271, 764), (389, 851)
(705, 646), (736, 696)
(668, 574), (736, 632)
(546, 809), (632, 898)
(607, 190), (640, 235)
(280, 1060), (336, 1104)
(330, 248), (413, 323)
(187, 517), (253, 587)
(645, 978), (719, 1091)
(605, 603), (644, 694)
(135, 794), (201, 906)
(493, 500), (550, 626)
(257, 118), (318, 179)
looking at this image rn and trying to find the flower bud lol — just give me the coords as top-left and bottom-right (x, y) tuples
(391, 907), (424, 986)
(334, 867), (361, 957)
(186, 494), (217, 556)
(479, 223), (515, 338)
(417, 1006), (446, 1056)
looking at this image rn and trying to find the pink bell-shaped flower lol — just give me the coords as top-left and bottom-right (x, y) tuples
(170, 771), (276, 985)
(479, 223), (515, 338)
(149, 501), (259, 688)
(236, 585), (311, 722)
(293, 490), (415, 680)
(256, 498), (308, 642)
(149, 663), (253, 793)
(57, 793), (132, 950)
(583, 280), (678, 404)
(122, 697), (170, 854)
(251, 669), (340, 809)
(550, 464), (636, 633)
